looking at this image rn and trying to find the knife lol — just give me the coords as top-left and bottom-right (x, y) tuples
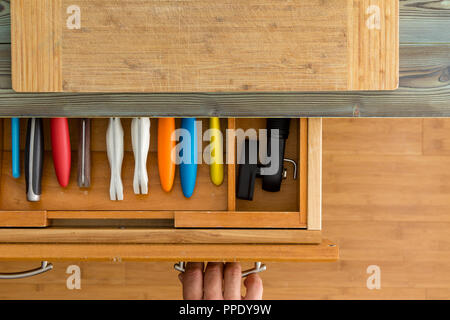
(179, 118), (197, 198)
(50, 118), (71, 187)
(25, 118), (44, 202)
(11, 118), (20, 178)
(106, 117), (124, 201)
(158, 118), (176, 192)
(77, 118), (91, 188)
(209, 117), (224, 186)
(132, 117), (150, 194)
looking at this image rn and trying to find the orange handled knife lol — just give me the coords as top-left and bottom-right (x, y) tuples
(158, 118), (176, 192)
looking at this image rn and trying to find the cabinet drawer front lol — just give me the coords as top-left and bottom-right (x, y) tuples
(0, 241), (338, 262)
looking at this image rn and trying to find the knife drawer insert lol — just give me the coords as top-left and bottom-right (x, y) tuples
(0, 118), (320, 231)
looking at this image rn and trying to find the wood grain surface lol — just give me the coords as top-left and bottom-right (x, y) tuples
(0, 240), (338, 262)
(174, 211), (307, 229)
(0, 1), (447, 117)
(11, 0), (62, 92)
(1, 119), (450, 299)
(10, 0), (398, 92)
(0, 211), (48, 227)
(299, 118), (308, 225)
(307, 118), (322, 230)
(0, 228), (322, 244)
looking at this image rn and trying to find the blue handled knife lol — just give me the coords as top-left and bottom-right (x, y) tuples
(179, 118), (198, 198)
(11, 118), (20, 178)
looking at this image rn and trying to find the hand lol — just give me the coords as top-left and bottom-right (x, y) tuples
(179, 262), (263, 300)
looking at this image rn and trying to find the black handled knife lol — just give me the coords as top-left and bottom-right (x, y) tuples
(24, 118), (44, 202)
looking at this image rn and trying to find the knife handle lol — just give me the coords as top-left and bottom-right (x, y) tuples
(51, 118), (71, 187)
(179, 118), (198, 198)
(158, 118), (176, 192)
(11, 118), (20, 178)
(25, 118), (44, 202)
(131, 117), (150, 194)
(77, 118), (91, 188)
(106, 118), (124, 201)
(209, 117), (224, 186)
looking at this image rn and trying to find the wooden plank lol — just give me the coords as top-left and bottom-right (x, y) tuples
(400, 0), (450, 44)
(423, 119), (450, 155)
(348, 0), (399, 90)
(0, 262), (434, 299)
(175, 211), (306, 229)
(0, 1), (10, 44)
(323, 119), (423, 155)
(10, 0), (398, 92)
(399, 44), (450, 89)
(323, 153), (450, 223)
(227, 118), (236, 211)
(47, 211), (174, 220)
(0, 228), (321, 244)
(0, 44), (10, 89)
(299, 119), (308, 225)
(0, 211), (48, 227)
(2, 1), (450, 46)
(10, 0), (62, 92)
(307, 118), (322, 231)
(0, 43), (446, 117)
(0, 240), (338, 262)
(0, 84), (448, 118)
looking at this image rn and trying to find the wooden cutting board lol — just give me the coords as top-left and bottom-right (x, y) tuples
(11, 0), (398, 93)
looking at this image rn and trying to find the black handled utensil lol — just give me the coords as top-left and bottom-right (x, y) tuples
(25, 118), (44, 202)
(237, 118), (296, 200)
(77, 118), (91, 188)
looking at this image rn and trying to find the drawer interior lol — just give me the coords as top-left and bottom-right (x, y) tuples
(0, 118), (228, 212)
(235, 118), (300, 213)
(0, 118), (312, 230)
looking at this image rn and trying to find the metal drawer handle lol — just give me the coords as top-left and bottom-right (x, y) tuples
(241, 262), (267, 277)
(174, 262), (266, 278)
(0, 261), (53, 280)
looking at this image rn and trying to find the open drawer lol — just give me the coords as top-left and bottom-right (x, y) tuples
(0, 118), (337, 262)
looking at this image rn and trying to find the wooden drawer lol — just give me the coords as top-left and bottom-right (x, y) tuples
(0, 118), (337, 262)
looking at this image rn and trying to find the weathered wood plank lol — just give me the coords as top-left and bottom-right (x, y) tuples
(0, 1), (10, 44)
(0, 44), (444, 117)
(0, 85), (448, 117)
(0, 44), (9, 88)
(400, 0), (450, 43)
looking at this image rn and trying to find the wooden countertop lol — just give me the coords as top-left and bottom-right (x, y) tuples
(0, 0), (448, 117)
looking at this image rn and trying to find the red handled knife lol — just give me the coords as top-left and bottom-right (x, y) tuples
(51, 118), (71, 187)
